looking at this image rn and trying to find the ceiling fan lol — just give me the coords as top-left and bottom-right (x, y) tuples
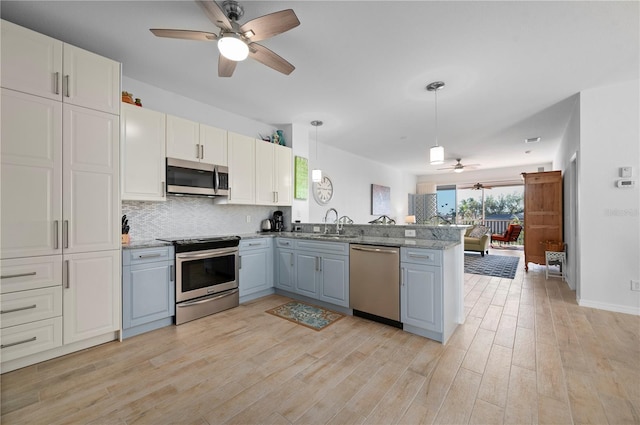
(150, 0), (300, 77)
(437, 158), (480, 173)
(471, 182), (493, 190)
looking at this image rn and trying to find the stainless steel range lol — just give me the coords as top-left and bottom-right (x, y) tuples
(157, 235), (240, 325)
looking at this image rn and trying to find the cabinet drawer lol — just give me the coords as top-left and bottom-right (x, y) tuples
(0, 256), (62, 294)
(240, 237), (272, 252)
(401, 247), (442, 266)
(1, 317), (63, 362)
(295, 240), (349, 255)
(123, 246), (173, 266)
(276, 238), (295, 249)
(1, 286), (62, 328)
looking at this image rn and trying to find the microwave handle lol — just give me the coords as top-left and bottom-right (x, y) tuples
(214, 166), (220, 193)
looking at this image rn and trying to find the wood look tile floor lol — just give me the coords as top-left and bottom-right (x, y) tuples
(2, 248), (639, 424)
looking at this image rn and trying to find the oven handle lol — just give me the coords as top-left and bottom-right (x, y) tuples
(176, 248), (238, 259)
(177, 289), (238, 306)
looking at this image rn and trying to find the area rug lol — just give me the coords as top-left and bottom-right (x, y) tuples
(464, 254), (520, 279)
(266, 301), (345, 331)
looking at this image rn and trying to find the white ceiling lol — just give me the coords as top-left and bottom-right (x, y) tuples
(2, 1), (638, 176)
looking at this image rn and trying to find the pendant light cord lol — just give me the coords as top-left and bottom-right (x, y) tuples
(434, 88), (439, 147)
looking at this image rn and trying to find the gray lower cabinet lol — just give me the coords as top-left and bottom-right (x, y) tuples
(400, 247), (444, 341)
(239, 238), (273, 300)
(274, 238), (295, 291)
(122, 246), (175, 339)
(281, 239), (349, 308)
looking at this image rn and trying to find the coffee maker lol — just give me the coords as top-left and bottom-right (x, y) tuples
(272, 210), (284, 232)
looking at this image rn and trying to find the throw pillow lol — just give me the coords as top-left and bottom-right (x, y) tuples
(468, 226), (490, 238)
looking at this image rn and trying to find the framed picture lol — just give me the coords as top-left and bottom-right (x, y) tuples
(294, 156), (308, 200)
(371, 184), (391, 215)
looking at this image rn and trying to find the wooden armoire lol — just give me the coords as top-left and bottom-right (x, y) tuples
(523, 171), (563, 271)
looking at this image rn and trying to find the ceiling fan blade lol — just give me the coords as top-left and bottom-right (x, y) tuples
(218, 55), (237, 77)
(248, 43), (295, 75)
(240, 9), (300, 42)
(150, 29), (217, 41)
(196, 0), (232, 31)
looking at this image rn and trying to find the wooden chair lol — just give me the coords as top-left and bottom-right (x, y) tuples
(491, 224), (522, 246)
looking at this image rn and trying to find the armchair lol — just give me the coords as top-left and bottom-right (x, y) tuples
(464, 225), (491, 256)
(491, 224), (522, 246)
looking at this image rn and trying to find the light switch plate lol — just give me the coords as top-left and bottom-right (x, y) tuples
(313, 226), (320, 232)
(405, 229), (416, 237)
(620, 166), (632, 178)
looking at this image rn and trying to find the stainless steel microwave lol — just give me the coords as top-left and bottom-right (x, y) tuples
(166, 158), (229, 197)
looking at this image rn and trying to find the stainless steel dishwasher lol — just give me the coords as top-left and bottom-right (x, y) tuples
(349, 244), (401, 327)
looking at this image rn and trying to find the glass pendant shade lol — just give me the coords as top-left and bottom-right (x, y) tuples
(311, 168), (322, 182)
(311, 120), (323, 183)
(429, 145), (444, 165)
(218, 34), (249, 61)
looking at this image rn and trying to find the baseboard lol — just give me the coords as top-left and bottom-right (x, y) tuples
(578, 298), (640, 316)
(240, 288), (275, 304)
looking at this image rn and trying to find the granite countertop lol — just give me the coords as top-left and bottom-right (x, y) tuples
(239, 232), (460, 250)
(122, 240), (173, 250)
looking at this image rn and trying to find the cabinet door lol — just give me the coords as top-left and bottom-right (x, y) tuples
(274, 144), (292, 206)
(1, 20), (63, 101)
(166, 114), (200, 162)
(239, 249), (273, 296)
(275, 249), (295, 291)
(319, 254), (349, 307)
(200, 124), (227, 165)
(62, 44), (120, 115)
(63, 105), (119, 253)
(121, 103), (166, 201)
(401, 263), (442, 332)
(255, 141), (276, 205)
(227, 132), (255, 204)
(1, 89), (63, 258)
(63, 250), (120, 344)
(295, 252), (320, 297)
(123, 261), (175, 329)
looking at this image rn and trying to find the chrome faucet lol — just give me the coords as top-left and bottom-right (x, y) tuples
(324, 208), (341, 234)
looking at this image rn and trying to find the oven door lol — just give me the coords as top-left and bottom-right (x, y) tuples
(176, 247), (238, 302)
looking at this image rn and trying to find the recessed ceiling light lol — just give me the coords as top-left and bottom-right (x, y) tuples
(525, 137), (541, 144)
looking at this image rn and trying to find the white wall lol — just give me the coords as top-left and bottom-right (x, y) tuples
(576, 79), (640, 314)
(309, 143), (417, 224)
(122, 77), (277, 141)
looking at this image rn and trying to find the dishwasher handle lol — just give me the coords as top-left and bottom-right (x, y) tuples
(351, 246), (398, 254)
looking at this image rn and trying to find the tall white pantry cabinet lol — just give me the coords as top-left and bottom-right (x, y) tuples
(0, 19), (121, 372)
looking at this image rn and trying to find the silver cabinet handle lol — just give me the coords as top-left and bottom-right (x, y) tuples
(1, 337), (36, 349)
(315, 256), (319, 271)
(169, 265), (174, 282)
(138, 253), (161, 259)
(64, 75), (70, 97)
(64, 260), (70, 289)
(319, 257), (322, 272)
(1, 272), (36, 279)
(401, 267), (405, 286)
(195, 144), (200, 159)
(290, 252), (294, 266)
(247, 242), (261, 246)
(63, 220), (69, 249)
(200, 144), (204, 159)
(408, 253), (432, 259)
(54, 220), (59, 249)
(1, 304), (37, 314)
(54, 72), (60, 95)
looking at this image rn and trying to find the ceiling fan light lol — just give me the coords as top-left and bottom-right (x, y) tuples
(218, 33), (249, 61)
(430, 145), (444, 165)
(454, 167), (464, 173)
(311, 168), (322, 182)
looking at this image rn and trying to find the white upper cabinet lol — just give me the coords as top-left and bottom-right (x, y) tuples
(1, 20), (120, 115)
(1, 20), (62, 101)
(255, 141), (292, 206)
(200, 123), (227, 166)
(1, 89), (63, 259)
(166, 114), (200, 162)
(121, 103), (166, 201)
(62, 44), (120, 115)
(62, 104), (120, 253)
(227, 132), (255, 204)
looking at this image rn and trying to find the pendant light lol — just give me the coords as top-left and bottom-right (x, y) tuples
(311, 120), (323, 182)
(427, 81), (445, 165)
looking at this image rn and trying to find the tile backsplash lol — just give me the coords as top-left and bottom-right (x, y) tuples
(122, 197), (291, 241)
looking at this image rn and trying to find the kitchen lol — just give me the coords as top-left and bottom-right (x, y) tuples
(1, 1), (639, 424)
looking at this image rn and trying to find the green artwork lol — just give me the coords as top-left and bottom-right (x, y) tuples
(294, 156), (309, 200)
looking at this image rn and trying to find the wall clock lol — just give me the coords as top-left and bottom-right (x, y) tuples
(312, 175), (334, 205)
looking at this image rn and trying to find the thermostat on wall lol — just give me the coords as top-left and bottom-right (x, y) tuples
(616, 179), (636, 188)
